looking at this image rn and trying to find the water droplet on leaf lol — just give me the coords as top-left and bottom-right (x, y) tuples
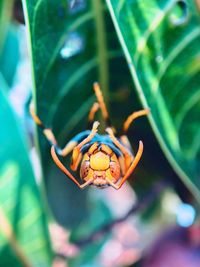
(60, 32), (85, 59)
(68, 0), (86, 14)
(155, 55), (163, 63)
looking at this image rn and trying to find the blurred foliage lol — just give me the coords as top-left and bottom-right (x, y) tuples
(0, 88), (52, 265)
(0, 24), (20, 87)
(0, 0), (199, 266)
(0, 0), (14, 52)
(0, 0), (20, 88)
(0, 1), (52, 266)
(69, 200), (112, 267)
(141, 225), (200, 267)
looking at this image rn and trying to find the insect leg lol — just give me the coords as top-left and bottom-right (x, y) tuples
(122, 109), (150, 133)
(120, 135), (132, 151)
(88, 102), (100, 128)
(29, 101), (78, 157)
(106, 127), (133, 170)
(51, 146), (93, 189)
(88, 102), (100, 123)
(70, 121), (99, 171)
(93, 82), (112, 127)
(118, 156), (126, 176)
(106, 141), (143, 190)
(30, 101), (58, 145)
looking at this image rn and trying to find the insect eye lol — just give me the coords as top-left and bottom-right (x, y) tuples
(80, 160), (90, 178)
(110, 161), (120, 179)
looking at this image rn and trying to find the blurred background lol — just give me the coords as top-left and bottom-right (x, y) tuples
(0, 0), (200, 266)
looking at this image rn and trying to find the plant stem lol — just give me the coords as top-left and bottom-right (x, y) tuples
(91, 0), (109, 102)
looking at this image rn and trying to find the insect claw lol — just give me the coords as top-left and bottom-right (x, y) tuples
(93, 121), (100, 130)
(105, 127), (112, 135)
(55, 147), (63, 156)
(105, 178), (119, 190)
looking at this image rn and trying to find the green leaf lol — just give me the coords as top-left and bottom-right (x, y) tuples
(0, 87), (52, 265)
(0, 23), (20, 87)
(106, 0), (200, 202)
(0, 0), (14, 54)
(22, 0), (120, 129)
(0, 1), (19, 88)
(22, 0), (130, 227)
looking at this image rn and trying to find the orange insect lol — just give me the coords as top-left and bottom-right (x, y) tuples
(30, 83), (149, 189)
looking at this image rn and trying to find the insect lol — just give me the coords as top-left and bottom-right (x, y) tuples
(30, 83), (149, 189)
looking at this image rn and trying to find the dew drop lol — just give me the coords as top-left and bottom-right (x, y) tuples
(155, 55), (163, 63)
(60, 32), (85, 59)
(68, 0), (86, 14)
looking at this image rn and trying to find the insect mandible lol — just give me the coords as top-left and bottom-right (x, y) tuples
(30, 83), (149, 189)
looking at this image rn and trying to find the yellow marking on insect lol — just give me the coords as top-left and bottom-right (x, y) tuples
(90, 151), (110, 170)
(110, 153), (118, 162)
(118, 156), (125, 176)
(82, 153), (90, 161)
(100, 144), (112, 155)
(106, 169), (116, 183)
(88, 142), (98, 154)
(70, 147), (80, 170)
(83, 168), (94, 181)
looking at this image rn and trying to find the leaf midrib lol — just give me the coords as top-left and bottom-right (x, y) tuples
(91, 0), (109, 101)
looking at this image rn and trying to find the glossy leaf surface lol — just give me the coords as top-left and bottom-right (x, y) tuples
(22, 0), (133, 227)
(106, 0), (200, 201)
(0, 24), (20, 87)
(0, 1), (19, 88)
(0, 88), (52, 266)
(0, 0), (14, 52)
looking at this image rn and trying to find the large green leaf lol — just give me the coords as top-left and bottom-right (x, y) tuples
(0, 87), (52, 265)
(0, 23), (20, 87)
(0, 0), (14, 53)
(106, 0), (200, 202)
(22, 0), (126, 132)
(22, 0), (190, 231)
(22, 0), (135, 227)
(0, 1), (19, 88)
